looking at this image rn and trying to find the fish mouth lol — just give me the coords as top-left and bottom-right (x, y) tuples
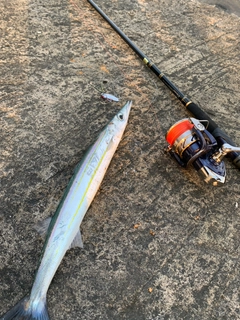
(121, 100), (132, 118)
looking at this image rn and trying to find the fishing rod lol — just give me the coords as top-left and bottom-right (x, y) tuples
(87, 0), (240, 185)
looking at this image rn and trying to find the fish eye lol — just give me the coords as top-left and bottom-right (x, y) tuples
(118, 113), (124, 121)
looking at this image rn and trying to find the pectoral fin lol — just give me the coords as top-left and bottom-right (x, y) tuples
(69, 230), (84, 249)
(35, 218), (83, 248)
(106, 136), (115, 151)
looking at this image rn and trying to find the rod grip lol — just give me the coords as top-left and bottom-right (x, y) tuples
(232, 154), (240, 169)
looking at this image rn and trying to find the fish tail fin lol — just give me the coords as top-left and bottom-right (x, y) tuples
(1, 295), (50, 320)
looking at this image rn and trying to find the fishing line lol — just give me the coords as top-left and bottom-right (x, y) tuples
(85, 0), (240, 186)
(86, 0), (240, 161)
(71, 0), (163, 139)
(70, 0), (129, 83)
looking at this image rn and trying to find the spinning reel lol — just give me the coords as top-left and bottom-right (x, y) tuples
(166, 118), (240, 186)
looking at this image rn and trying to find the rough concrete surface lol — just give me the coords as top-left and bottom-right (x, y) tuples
(0, 0), (239, 319)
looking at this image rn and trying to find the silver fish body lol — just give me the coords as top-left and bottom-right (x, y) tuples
(1, 101), (132, 320)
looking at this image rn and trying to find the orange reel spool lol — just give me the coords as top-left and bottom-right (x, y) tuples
(166, 119), (194, 146)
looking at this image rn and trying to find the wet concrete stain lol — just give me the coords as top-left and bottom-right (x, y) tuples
(198, 0), (240, 16)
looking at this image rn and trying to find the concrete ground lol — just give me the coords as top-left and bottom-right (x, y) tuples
(0, 0), (239, 319)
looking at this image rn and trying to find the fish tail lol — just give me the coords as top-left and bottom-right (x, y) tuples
(1, 295), (50, 320)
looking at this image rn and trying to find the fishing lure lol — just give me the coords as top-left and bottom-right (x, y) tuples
(101, 93), (119, 102)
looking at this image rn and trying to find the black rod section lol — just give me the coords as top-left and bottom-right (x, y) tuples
(87, 0), (240, 169)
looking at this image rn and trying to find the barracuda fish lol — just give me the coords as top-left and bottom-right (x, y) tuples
(1, 101), (132, 320)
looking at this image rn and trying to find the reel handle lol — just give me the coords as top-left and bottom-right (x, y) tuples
(212, 143), (240, 164)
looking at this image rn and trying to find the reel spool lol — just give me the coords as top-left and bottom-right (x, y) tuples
(166, 118), (226, 186)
